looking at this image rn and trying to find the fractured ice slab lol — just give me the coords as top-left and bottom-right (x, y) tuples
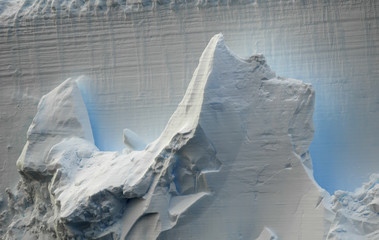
(1, 33), (377, 239)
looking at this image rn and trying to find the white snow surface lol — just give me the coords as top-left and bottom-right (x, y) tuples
(2, 33), (377, 239)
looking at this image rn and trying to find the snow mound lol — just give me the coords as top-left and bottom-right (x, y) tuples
(1, 33), (376, 239)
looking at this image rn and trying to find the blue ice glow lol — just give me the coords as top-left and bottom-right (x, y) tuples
(309, 80), (379, 193)
(229, 29), (379, 194)
(76, 76), (125, 152)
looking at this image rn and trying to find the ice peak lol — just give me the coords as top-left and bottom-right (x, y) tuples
(206, 33), (225, 50)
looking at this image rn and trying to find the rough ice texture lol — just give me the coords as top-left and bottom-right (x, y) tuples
(0, 0), (378, 238)
(326, 174), (379, 239)
(1, 78), (221, 239)
(1, 0), (378, 200)
(1, 33), (378, 239)
(0, 34), (317, 239)
(0, 0), (255, 20)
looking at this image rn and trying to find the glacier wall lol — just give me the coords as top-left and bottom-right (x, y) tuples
(1, 33), (333, 240)
(0, 0), (378, 214)
(2, 32), (377, 240)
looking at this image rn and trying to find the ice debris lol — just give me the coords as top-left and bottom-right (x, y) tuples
(326, 174), (379, 239)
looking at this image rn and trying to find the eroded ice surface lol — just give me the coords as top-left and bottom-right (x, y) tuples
(326, 174), (379, 239)
(1, 34), (378, 240)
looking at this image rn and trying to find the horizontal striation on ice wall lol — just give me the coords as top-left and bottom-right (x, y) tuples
(1, 31), (378, 240)
(0, 0), (378, 237)
(0, 0), (258, 20)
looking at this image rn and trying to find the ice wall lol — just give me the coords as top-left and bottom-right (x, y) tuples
(0, 0), (378, 210)
(1, 33), (331, 240)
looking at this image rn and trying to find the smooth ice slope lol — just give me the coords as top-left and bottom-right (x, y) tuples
(1, 33), (328, 239)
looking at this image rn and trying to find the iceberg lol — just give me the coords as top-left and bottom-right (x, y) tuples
(1, 0), (378, 197)
(0, 34), (378, 240)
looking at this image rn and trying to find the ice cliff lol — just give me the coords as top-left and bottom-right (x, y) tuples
(0, 34), (378, 239)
